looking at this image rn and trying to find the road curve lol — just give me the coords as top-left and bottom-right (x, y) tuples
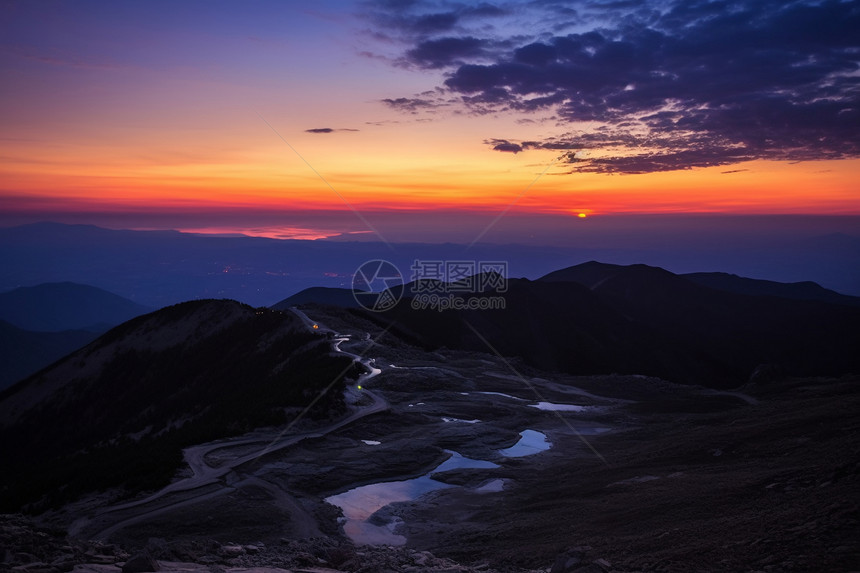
(88, 308), (389, 540)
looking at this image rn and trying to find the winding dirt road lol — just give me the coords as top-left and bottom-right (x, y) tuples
(84, 308), (388, 541)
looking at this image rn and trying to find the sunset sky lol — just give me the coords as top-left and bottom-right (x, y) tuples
(1, 0), (858, 242)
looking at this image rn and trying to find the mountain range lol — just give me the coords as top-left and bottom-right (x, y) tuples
(0, 258), (858, 571)
(0, 282), (152, 332)
(2, 222), (859, 309)
(284, 261), (860, 388)
(0, 283), (152, 390)
(682, 271), (860, 307)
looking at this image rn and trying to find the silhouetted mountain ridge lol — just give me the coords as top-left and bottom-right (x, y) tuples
(0, 282), (152, 332)
(3, 222), (858, 309)
(682, 271), (860, 307)
(355, 262), (860, 388)
(0, 320), (98, 391)
(273, 286), (362, 309)
(273, 271), (516, 311)
(0, 299), (359, 511)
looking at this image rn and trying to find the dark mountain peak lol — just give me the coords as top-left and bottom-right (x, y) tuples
(375, 260), (860, 389)
(95, 298), (258, 352)
(272, 287), (360, 310)
(0, 299), (257, 424)
(0, 298), (356, 510)
(538, 260), (680, 291)
(0, 282), (152, 333)
(271, 270), (516, 310)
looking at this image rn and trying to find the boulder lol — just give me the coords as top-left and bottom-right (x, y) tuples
(219, 544), (244, 557)
(144, 538), (170, 559)
(550, 548), (588, 573)
(550, 555), (583, 573)
(121, 553), (159, 573)
(49, 555), (76, 572)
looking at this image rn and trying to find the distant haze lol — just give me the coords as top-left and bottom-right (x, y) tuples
(1, 219), (858, 309)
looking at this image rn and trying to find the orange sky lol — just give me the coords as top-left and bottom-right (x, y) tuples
(1, 1), (858, 239)
(3, 124), (857, 219)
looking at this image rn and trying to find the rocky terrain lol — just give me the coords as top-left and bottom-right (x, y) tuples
(3, 513), (618, 573)
(2, 264), (859, 572)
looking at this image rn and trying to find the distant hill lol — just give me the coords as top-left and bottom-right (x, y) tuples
(0, 222), (607, 308)
(0, 300), (359, 511)
(0, 320), (97, 391)
(3, 221), (858, 308)
(538, 260), (634, 289)
(272, 286), (361, 309)
(0, 282), (152, 332)
(271, 283), (447, 310)
(682, 272), (860, 307)
(357, 262), (860, 388)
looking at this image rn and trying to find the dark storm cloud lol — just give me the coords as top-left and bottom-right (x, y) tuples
(369, 0), (860, 173)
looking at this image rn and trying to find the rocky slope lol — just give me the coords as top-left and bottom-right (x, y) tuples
(2, 267), (858, 572)
(0, 300), (358, 512)
(1, 512), (618, 573)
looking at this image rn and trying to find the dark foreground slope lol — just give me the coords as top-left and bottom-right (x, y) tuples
(0, 300), (358, 512)
(357, 262), (860, 388)
(0, 296), (855, 572)
(399, 375), (860, 572)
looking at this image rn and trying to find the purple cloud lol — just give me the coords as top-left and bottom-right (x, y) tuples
(305, 128), (360, 134)
(487, 138), (522, 154)
(367, 0), (860, 174)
